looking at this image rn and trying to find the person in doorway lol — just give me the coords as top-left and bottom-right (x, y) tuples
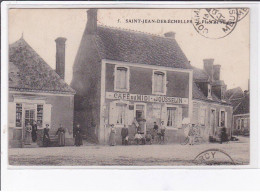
(74, 124), (83, 146)
(121, 125), (129, 145)
(159, 121), (166, 144)
(188, 124), (196, 145)
(31, 120), (38, 142)
(24, 122), (32, 145)
(43, 124), (50, 147)
(109, 124), (116, 146)
(56, 124), (66, 147)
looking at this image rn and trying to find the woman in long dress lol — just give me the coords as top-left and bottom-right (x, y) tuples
(24, 123), (32, 145)
(74, 124), (83, 146)
(43, 124), (50, 147)
(31, 120), (38, 142)
(56, 124), (65, 146)
(109, 124), (116, 146)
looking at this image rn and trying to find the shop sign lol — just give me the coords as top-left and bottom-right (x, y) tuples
(106, 92), (188, 105)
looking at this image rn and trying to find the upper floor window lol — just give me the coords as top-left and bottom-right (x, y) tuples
(115, 66), (129, 92)
(153, 70), (166, 95)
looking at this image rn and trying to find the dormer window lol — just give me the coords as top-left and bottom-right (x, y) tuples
(152, 70), (167, 95)
(208, 83), (212, 99)
(114, 66), (129, 92)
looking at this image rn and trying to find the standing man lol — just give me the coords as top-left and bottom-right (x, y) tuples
(160, 121), (166, 144)
(74, 124), (83, 146)
(188, 124), (196, 145)
(152, 121), (159, 142)
(121, 124), (129, 145)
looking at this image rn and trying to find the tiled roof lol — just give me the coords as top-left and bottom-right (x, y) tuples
(234, 93), (249, 115)
(225, 87), (244, 100)
(9, 38), (75, 94)
(95, 26), (191, 69)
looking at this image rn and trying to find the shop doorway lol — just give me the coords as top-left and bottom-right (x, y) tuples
(23, 109), (35, 141)
(135, 103), (146, 134)
(210, 109), (216, 136)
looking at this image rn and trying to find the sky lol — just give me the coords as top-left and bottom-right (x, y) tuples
(9, 9), (250, 91)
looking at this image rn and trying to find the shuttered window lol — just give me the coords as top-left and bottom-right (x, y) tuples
(153, 70), (166, 95)
(115, 67), (128, 91)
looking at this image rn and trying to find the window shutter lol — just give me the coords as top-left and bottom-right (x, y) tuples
(109, 102), (117, 125)
(161, 105), (167, 124)
(43, 104), (52, 128)
(225, 111), (227, 128)
(9, 102), (16, 128)
(127, 108), (134, 125)
(177, 107), (183, 128)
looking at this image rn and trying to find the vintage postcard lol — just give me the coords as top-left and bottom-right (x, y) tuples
(7, 8), (250, 166)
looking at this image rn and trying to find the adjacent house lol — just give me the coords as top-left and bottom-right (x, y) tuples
(226, 87), (250, 136)
(71, 9), (233, 144)
(9, 37), (75, 148)
(192, 60), (233, 141)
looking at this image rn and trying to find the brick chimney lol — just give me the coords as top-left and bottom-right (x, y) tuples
(164, 31), (175, 39)
(55, 37), (66, 80)
(86, 9), (97, 35)
(203, 59), (214, 81)
(213, 64), (221, 81)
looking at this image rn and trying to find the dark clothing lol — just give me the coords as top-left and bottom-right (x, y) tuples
(56, 127), (66, 146)
(32, 124), (38, 142)
(153, 124), (159, 131)
(121, 127), (129, 145)
(121, 127), (129, 138)
(43, 128), (50, 147)
(74, 127), (83, 146)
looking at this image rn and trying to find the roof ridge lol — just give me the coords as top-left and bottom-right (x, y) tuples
(97, 24), (175, 40)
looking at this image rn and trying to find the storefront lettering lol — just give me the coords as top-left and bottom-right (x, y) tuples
(106, 92), (188, 105)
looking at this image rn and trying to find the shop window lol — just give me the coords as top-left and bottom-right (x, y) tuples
(37, 104), (43, 127)
(115, 66), (129, 91)
(199, 107), (207, 125)
(167, 107), (177, 127)
(153, 70), (166, 95)
(116, 103), (127, 125)
(16, 103), (22, 127)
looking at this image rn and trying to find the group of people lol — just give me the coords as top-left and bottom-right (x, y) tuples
(24, 121), (83, 147)
(108, 121), (167, 146)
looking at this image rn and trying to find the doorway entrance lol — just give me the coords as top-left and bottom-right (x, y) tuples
(23, 109), (35, 142)
(135, 103), (146, 134)
(210, 109), (216, 136)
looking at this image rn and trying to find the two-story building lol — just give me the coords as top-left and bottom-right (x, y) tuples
(71, 9), (193, 144)
(71, 9), (233, 144)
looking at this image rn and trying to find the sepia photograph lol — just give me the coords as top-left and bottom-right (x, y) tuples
(7, 8), (250, 166)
